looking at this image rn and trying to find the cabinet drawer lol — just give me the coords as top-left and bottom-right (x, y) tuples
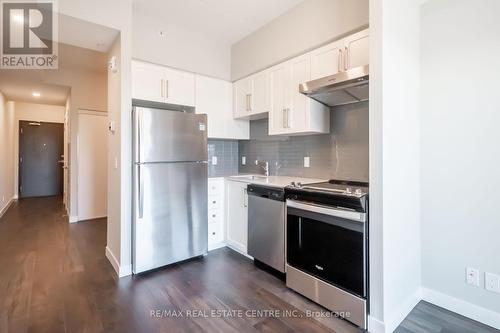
(208, 222), (224, 245)
(208, 195), (223, 210)
(208, 209), (222, 224)
(208, 179), (224, 195)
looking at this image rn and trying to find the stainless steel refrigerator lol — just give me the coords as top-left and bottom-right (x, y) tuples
(132, 106), (208, 274)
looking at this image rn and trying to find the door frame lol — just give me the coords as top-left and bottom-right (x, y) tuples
(18, 120), (65, 198)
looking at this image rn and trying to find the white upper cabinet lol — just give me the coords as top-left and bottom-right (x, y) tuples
(163, 67), (195, 106)
(233, 70), (271, 119)
(269, 55), (329, 136)
(343, 29), (369, 70)
(132, 61), (165, 103)
(268, 64), (289, 135)
(232, 29), (368, 136)
(131, 60), (195, 107)
(310, 39), (344, 80)
(251, 70), (271, 116)
(309, 29), (369, 79)
(233, 77), (252, 118)
(195, 76), (249, 140)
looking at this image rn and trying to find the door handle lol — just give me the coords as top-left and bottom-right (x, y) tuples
(243, 188), (248, 207)
(138, 166), (144, 219)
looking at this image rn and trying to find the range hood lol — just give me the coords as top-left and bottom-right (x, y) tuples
(300, 65), (369, 107)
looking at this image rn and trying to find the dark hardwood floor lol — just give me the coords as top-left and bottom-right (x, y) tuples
(1, 197), (497, 333)
(0, 196), (360, 333)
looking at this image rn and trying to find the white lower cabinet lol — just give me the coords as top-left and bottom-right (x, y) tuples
(225, 180), (248, 255)
(208, 178), (225, 250)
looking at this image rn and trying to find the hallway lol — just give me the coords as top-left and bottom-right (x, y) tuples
(0, 196), (120, 332)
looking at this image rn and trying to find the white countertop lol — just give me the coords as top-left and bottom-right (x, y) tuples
(226, 174), (325, 188)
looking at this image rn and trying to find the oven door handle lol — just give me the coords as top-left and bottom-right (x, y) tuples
(286, 200), (366, 223)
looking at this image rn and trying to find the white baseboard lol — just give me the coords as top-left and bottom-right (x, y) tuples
(385, 288), (422, 333)
(208, 242), (226, 252)
(225, 243), (253, 259)
(69, 215), (79, 223)
(368, 315), (386, 333)
(0, 196), (15, 219)
(367, 288), (422, 333)
(422, 287), (500, 330)
(105, 246), (132, 278)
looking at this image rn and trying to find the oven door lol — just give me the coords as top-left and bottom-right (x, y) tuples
(286, 200), (367, 298)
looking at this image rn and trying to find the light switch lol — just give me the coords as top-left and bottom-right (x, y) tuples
(212, 156), (218, 165)
(304, 157), (310, 168)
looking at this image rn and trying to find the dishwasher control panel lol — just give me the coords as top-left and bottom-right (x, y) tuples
(247, 184), (285, 202)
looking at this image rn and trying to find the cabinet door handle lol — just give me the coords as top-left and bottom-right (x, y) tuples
(286, 108), (291, 128)
(160, 79), (164, 98)
(282, 108), (287, 128)
(165, 79), (169, 98)
(249, 93), (252, 111)
(243, 188), (248, 207)
(345, 46), (349, 70)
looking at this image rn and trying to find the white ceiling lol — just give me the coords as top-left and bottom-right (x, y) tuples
(132, 0), (304, 44)
(0, 73), (70, 106)
(0, 44), (107, 106)
(58, 14), (119, 52)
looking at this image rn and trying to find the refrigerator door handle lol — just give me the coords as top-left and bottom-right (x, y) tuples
(138, 165), (144, 219)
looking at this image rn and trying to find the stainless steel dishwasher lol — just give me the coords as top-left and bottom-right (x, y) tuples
(247, 184), (286, 273)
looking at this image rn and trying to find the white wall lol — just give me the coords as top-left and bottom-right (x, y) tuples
(12, 102), (66, 198)
(420, 0), (500, 328)
(231, 0), (368, 80)
(369, 0), (422, 332)
(0, 94), (15, 217)
(132, 8), (231, 80)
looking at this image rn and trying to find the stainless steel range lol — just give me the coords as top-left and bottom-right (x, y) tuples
(285, 180), (369, 329)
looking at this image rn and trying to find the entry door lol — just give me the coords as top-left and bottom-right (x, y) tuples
(19, 121), (64, 198)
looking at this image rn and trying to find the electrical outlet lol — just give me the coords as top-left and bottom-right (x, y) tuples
(241, 156), (246, 165)
(466, 267), (480, 287)
(212, 156), (218, 166)
(304, 157), (310, 168)
(485, 272), (500, 293)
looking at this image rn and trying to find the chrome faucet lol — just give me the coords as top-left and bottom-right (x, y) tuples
(256, 160), (269, 176)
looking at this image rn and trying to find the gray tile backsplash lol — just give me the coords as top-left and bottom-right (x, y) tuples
(208, 139), (239, 177)
(238, 102), (369, 181)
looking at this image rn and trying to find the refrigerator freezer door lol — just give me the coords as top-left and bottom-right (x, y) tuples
(134, 107), (207, 163)
(133, 162), (208, 274)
